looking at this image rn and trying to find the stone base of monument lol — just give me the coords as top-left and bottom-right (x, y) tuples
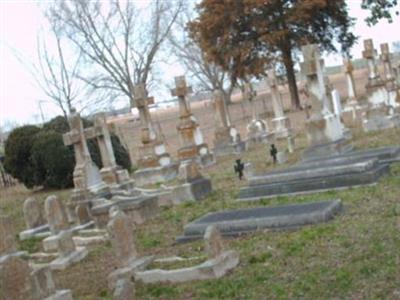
(43, 290), (73, 300)
(239, 155), (390, 201)
(272, 116), (291, 139)
(135, 250), (239, 284)
(19, 224), (50, 241)
(213, 141), (246, 157)
(108, 256), (154, 290)
(133, 163), (178, 186)
(176, 199), (342, 242)
(198, 152), (216, 167)
(362, 105), (400, 132)
(91, 195), (159, 228)
(167, 177), (212, 203)
(213, 127), (246, 156)
(246, 119), (274, 148)
(49, 247), (88, 270)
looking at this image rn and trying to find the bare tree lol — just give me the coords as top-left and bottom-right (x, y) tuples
(168, 8), (237, 105)
(46, 0), (183, 107)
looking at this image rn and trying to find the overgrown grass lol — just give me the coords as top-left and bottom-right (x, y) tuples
(1, 127), (399, 299)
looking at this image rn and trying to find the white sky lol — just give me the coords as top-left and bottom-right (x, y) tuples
(1, 0), (399, 130)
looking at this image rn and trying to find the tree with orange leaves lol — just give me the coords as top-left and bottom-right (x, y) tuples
(189, 0), (356, 110)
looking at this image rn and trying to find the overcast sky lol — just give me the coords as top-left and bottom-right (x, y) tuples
(1, 0), (400, 131)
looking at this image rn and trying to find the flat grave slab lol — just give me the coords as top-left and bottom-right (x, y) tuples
(176, 199), (342, 243)
(238, 146), (399, 201)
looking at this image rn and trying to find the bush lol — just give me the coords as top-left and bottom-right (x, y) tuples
(4, 125), (41, 188)
(31, 131), (74, 189)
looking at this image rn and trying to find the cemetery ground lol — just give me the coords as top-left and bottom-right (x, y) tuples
(1, 126), (400, 299)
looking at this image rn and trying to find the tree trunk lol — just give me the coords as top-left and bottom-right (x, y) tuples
(281, 42), (301, 110)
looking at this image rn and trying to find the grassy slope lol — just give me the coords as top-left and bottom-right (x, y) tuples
(1, 127), (399, 299)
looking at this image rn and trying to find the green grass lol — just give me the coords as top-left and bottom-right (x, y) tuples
(1, 127), (400, 299)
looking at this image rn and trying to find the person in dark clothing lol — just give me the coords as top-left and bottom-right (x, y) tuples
(270, 144), (278, 164)
(234, 159), (245, 180)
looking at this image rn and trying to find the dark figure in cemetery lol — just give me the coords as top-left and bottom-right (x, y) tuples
(234, 159), (245, 180)
(270, 144), (278, 164)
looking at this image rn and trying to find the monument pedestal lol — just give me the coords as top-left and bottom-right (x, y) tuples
(213, 127), (246, 156)
(303, 114), (352, 161)
(246, 119), (274, 147)
(271, 116), (291, 139)
(362, 105), (400, 132)
(133, 163), (178, 186)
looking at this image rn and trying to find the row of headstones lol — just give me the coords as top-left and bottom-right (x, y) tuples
(0, 214), (74, 300)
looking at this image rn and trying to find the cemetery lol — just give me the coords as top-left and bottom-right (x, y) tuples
(1, 1), (400, 299)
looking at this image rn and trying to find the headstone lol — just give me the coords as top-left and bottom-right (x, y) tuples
(212, 89), (245, 156)
(380, 43), (400, 108)
(267, 70), (292, 138)
(23, 197), (45, 229)
(172, 76), (214, 166)
(331, 89), (342, 116)
(0, 256), (35, 300)
(133, 84), (172, 168)
(361, 39), (400, 131)
(57, 230), (76, 258)
(107, 208), (137, 268)
(63, 108), (110, 220)
(45, 195), (68, 235)
(75, 203), (91, 225)
(342, 56), (358, 105)
(276, 151), (288, 165)
(177, 199), (343, 242)
(300, 44), (351, 160)
(204, 225), (224, 259)
(0, 215), (17, 255)
(244, 82), (273, 146)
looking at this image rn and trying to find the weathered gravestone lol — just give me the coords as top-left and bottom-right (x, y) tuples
(107, 207), (153, 289)
(177, 199), (343, 242)
(19, 197), (50, 240)
(131, 83), (178, 186)
(300, 44), (352, 160)
(212, 89), (246, 156)
(136, 225), (239, 283)
(63, 109), (110, 221)
(84, 113), (135, 190)
(361, 39), (400, 131)
(380, 43), (400, 109)
(172, 76), (214, 166)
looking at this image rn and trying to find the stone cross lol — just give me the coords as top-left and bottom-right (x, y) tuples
(342, 56), (358, 103)
(301, 44), (332, 116)
(23, 197), (45, 229)
(204, 225), (224, 259)
(85, 113), (117, 170)
(0, 215), (17, 255)
(267, 70), (285, 119)
(362, 39), (382, 86)
(380, 43), (396, 89)
(212, 89), (231, 128)
(44, 195), (68, 235)
(107, 208), (137, 268)
(133, 83), (157, 144)
(63, 109), (104, 191)
(171, 76), (193, 117)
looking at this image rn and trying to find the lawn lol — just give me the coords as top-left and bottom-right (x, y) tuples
(1, 126), (399, 299)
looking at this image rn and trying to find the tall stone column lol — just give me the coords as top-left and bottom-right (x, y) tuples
(343, 57), (358, 105)
(171, 76), (214, 166)
(212, 89), (245, 156)
(300, 44), (351, 160)
(267, 69), (292, 139)
(380, 43), (400, 108)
